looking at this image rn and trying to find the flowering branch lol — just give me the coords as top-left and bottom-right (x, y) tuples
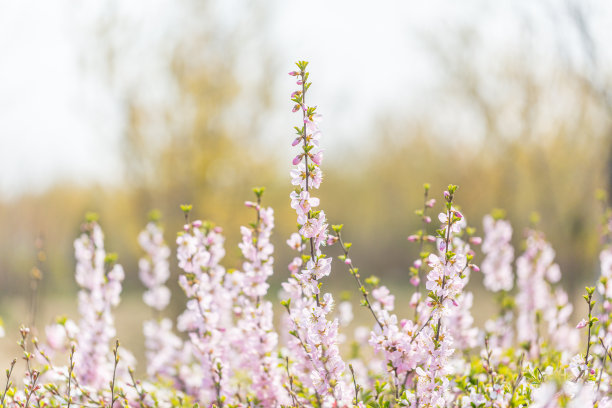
(286, 60), (348, 406)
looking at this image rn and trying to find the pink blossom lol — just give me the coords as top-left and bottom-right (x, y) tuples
(310, 150), (323, 165)
(372, 286), (395, 311)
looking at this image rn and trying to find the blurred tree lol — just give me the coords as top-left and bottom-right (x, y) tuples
(75, 0), (283, 284)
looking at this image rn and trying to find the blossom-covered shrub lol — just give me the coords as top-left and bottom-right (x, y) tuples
(0, 61), (611, 408)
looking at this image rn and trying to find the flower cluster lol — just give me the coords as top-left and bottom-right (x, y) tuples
(71, 217), (129, 390)
(175, 218), (231, 404)
(515, 229), (578, 357)
(232, 189), (287, 406)
(139, 216), (172, 311)
(137, 216), (184, 382)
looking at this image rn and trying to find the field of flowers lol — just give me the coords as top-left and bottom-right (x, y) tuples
(0, 61), (610, 407)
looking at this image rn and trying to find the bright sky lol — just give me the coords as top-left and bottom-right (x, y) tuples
(0, 0), (610, 198)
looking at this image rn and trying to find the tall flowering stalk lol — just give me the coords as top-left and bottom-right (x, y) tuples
(515, 229), (578, 357)
(139, 213), (171, 312)
(404, 186), (473, 407)
(138, 214), (184, 382)
(73, 215), (126, 390)
(426, 186), (468, 333)
(481, 213), (514, 292)
(176, 213), (231, 405)
(284, 61), (348, 406)
(232, 188), (287, 405)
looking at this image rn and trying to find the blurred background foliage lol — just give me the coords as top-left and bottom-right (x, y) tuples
(1, 0), (612, 360)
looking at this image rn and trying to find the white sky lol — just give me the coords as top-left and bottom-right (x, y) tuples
(0, 0), (610, 198)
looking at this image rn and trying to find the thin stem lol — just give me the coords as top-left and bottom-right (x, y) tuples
(434, 205), (454, 342)
(213, 359), (224, 408)
(110, 340), (120, 408)
(284, 357), (302, 408)
(411, 313), (434, 344)
(600, 337), (612, 361)
(577, 290), (595, 381)
(18, 326), (40, 408)
(401, 369), (411, 395)
(128, 368), (147, 408)
(23, 370), (39, 408)
(596, 339), (607, 392)
(336, 229), (405, 398)
(483, 336), (494, 383)
(335, 231), (382, 330)
(0, 359), (16, 407)
(349, 364), (360, 405)
(510, 354), (525, 406)
(32, 339), (98, 406)
(67, 345), (75, 408)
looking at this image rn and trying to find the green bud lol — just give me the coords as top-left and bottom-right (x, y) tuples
(530, 212), (541, 226)
(252, 187), (265, 198)
(104, 253), (118, 265)
(148, 209), (162, 223)
(85, 211), (99, 223)
(365, 275), (380, 287)
(331, 224), (344, 233)
(491, 208), (506, 220)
